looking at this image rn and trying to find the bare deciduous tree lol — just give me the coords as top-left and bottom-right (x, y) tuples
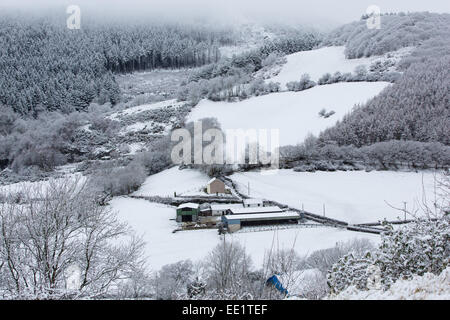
(0, 177), (145, 299)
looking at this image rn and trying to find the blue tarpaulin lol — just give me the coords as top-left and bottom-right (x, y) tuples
(266, 275), (288, 296)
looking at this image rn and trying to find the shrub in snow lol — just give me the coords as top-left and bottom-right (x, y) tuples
(327, 252), (375, 294)
(327, 217), (450, 294)
(247, 78), (280, 96)
(318, 73), (332, 85)
(91, 162), (146, 196)
(262, 52), (282, 68)
(306, 239), (374, 275)
(295, 271), (329, 300)
(376, 218), (450, 287)
(286, 74), (316, 92)
(353, 65), (368, 79)
(153, 260), (195, 300)
(318, 109), (336, 119)
(193, 241), (271, 299)
(328, 267), (450, 300)
(293, 164), (316, 172)
(204, 241), (253, 292)
(264, 247), (302, 276)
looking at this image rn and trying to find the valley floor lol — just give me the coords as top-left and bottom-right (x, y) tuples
(112, 168), (439, 271)
(111, 197), (380, 271)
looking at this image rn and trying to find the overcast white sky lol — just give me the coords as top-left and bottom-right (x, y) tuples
(2, 0), (450, 27)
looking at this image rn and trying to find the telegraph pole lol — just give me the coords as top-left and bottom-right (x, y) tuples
(403, 202), (407, 221)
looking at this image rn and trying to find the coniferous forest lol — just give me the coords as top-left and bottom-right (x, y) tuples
(318, 12), (450, 146)
(0, 14), (232, 115)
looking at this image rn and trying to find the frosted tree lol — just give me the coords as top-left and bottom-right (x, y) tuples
(0, 177), (146, 299)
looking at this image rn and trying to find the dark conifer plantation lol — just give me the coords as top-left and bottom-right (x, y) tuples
(0, 14), (233, 115)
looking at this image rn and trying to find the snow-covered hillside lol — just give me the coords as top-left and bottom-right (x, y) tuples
(187, 82), (389, 146)
(230, 170), (437, 224)
(268, 46), (376, 88)
(133, 166), (211, 197)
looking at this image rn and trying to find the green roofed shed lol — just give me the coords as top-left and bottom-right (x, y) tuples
(176, 203), (199, 222)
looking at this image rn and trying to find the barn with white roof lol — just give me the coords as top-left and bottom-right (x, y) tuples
(243, 198), (264, 208)
(210, 203), (244, 216)
(176, 203), (199, 222)
(221, 211), (301, 233)
(226, 206), (284, 215)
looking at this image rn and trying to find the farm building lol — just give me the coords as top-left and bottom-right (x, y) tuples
(243, 198), (264, 207)
(206, 178), (226, 194)
(198, 203), (212, 216)
(176, 203), (199, 222)
(210, 203), (244, 216)
(226, 206), (284, 215)
(221, 212), (301, 233)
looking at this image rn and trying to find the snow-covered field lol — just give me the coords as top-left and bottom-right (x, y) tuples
(230, 170), (438, 224)
(112, 197), (379, 270)
(133, 166), (211, 197)
(188, 81), (389, 146)
(114, 167), (441, 270)
(0, 173), (86, 194)
(268, 46), (376, 88)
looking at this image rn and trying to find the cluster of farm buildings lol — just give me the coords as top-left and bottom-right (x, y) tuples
(176, 178), (302, 233)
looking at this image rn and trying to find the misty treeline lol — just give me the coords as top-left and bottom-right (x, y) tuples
(322, 12), (450, 59)
(280, 137), (450, 172)
(281, 12), (450, 169)
(319, 12), (450, 146)
(0, 13), (234, 115)
(177, 32), (321, 105)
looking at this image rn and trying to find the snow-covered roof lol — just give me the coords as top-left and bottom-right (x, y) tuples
(243, 198), (263, 205)
(223, 212), (299, 221)
(177, 203), (199, 209)
(211, 203), (243, 211)
(207, 177), (224, 185)
(228, 206), (283, 215)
